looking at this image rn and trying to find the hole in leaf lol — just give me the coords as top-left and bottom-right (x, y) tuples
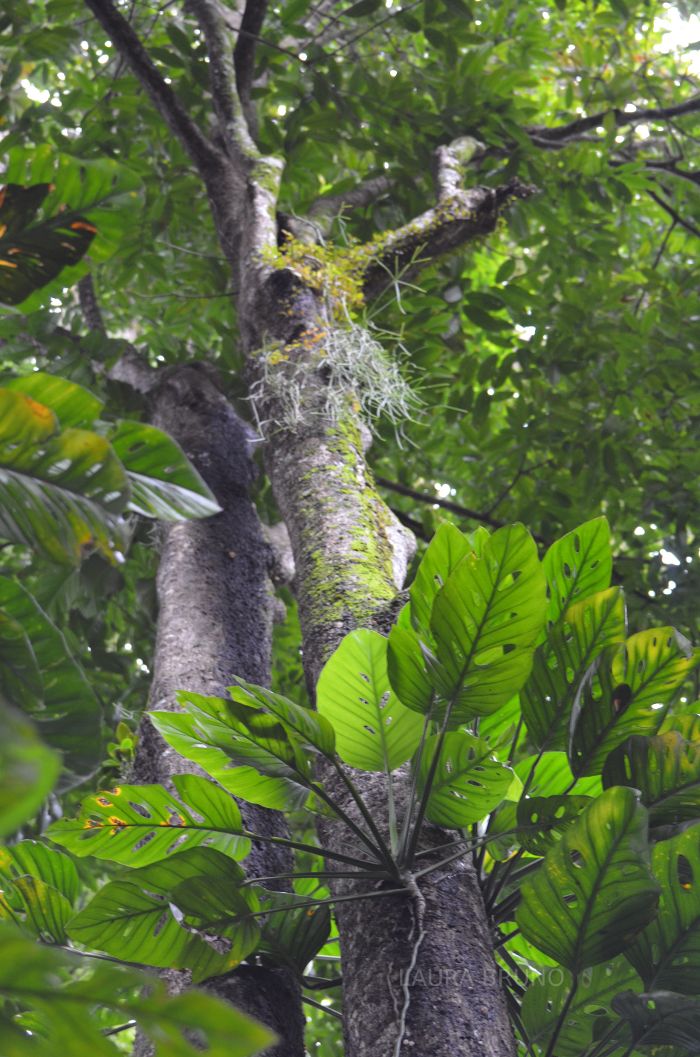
(677, 854), (694, 890)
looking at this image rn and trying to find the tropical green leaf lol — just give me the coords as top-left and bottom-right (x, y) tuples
(626, 825), (700, 994)
(417, 731), (516, 827)
(255, 890), (331, 974)
(0, 923), (271, 1057)
(152, 713), (306, 812)
(661, 712), (700, 742)
(387, 624), (434, 716)
(0, 610), (42, 711)
(0, 183), (96, 306)
(570, 628), (700, 777)
(514, 752), (601, 798)
(47, 773), (250, 865)
(68, 849), (260, 983)
(5, 373), (103, 428)
(603, 732), (700, 827)
(428, 523), (546, 721)
(0, 577), (102, 774)
(109, 420), (221, 520)
(610, 990), (700, 1052)
(229, 679), (336, 756)
(542, 516), (612, 625)
(517, 795), (593, 856)
(0, 389), (129, 565)
(0, 705), (60, 839)
(409, 522), (471, 635)
(522, 586), (626, 750)
(516, 787), (660, 971)
(521, 957), (642, 1057)
(316, 628), (423, 771)
(0, 840), (79, 904)
(0, 873), (73, 942)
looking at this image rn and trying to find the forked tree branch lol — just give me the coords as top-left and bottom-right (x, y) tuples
(188, 0), (258, 162)
(308, 173), (395, 217)
(361, 139), (536, 299)
(84, 0), (222, 175)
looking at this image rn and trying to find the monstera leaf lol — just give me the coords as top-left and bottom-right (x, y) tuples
(0, 183), (96, 306)
(626, 825), (700, 994)
(603, 732), (700, 827)
(417, 731), (516, 827)
(47, 774), (250, 866)
(516, 788), (660, 971)
(317, 629), (423, 771)
(542, 516), (612, 625)
(409, 521), (471, 635)
(570, 628), (700, 777)
(428, 523), (546, 722)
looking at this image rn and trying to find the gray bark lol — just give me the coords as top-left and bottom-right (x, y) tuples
(131, 363), (304, 1057)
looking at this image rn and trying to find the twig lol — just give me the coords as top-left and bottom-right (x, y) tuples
(528, 92), (700, 144)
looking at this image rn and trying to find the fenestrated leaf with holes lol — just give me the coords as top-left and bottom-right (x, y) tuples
(0, 184), (96, 306)
(516, 787), (660, 971)
(47, 773), (250, 866)
(542, 517), (612, 626)
(569, 628), (700, 777)
(316, 628), (423, 771)
(418, 730), (517, 827)
(603, 732), (700, 828)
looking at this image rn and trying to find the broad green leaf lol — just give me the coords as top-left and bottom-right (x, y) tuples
(0, 923), (271, 1057)
(626, 825), (700, 994)
(47, 773), (250, 865)
(409, 522), (471, 634)
(0, 184), (96, 306)
(521, 957), (642, 1056)
(0, 389), (129, 564)
(0, 874), (72, 942)
(229, 680), (336, 756)
(543, 517), (612, 625)
(517, 795), (593, 856)
(522, 586), (626, 749)
(152, 693), (310, 809)
(0, 577), (102, 774)
(429, 523), (546, 721)
(603, 732), (700, 827)
(68, 851), (259, 983)
(110, 420), (221, 520)
(316, 629), (423, 771)
(516, 788), (660, 971)
(0, 705), (59, 839)
(0, 840), (79, 904)
(5, 374), (103, 428)
(418, 731), (515, 827)
(661, 712), (700, 742)
(0, 611), (42, 711)
(255, 891), (331, 974)
(387, 624), (434, 715)
(570, 628), (700, 777)
(610, 990), (700, 1052)
(514, 752), (601, 798)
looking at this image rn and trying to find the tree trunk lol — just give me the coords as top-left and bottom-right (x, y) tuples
(241, 293), (517, 1057)
(131, 363), (304, 1057)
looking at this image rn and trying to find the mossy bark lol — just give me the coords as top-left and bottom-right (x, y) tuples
(131, 364), (304, 1057)
(240, 278), (517, 1057)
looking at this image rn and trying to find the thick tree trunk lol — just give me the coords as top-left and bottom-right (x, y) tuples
(241, 288), (517, 1057)
(131, 363), (304, 1057)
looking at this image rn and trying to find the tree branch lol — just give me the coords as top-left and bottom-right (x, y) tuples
(362, 139), (536, 299)
(83, 0), (222, 175)
(528, 92), (700, 144)
(647, 189), (700, 239)
(188, 0), (257, 162)
(308, 173), (395, 218)
(77, 274), (105, 333)
(234, 0), (269, 133)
